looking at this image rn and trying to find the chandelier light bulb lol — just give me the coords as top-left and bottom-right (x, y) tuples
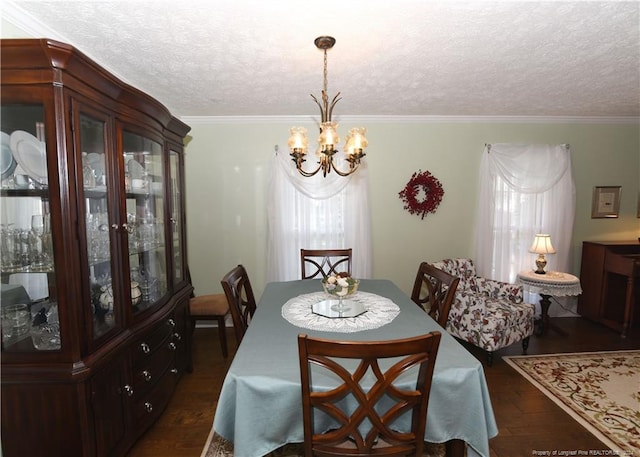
(288, 127), (308, 154)
(318, 122), (339, 154)
(345, 127), (368, 156)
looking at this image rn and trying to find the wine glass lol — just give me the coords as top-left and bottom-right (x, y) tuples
(30, 215), (45, 269)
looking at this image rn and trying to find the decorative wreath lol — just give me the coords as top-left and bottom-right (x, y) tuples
(398, 170), (444, 219)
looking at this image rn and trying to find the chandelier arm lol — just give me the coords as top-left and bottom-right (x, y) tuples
(331, 161), (359, 177)
(292, 157), (325, 177)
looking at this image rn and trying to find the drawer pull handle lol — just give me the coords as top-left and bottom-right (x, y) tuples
(171, 368), (178, 375)
(168, 342), (176, 351)
(123, 385), (134, 397)
(173, 332), (182, 341)
(144, 402), (153, 413)
(167, 318), (176, 328)
(142, 370), (152, 382)
(140, 343), (150, 354)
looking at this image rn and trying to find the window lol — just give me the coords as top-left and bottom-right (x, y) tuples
(474, 144), (576, 311)
(267, 149), (371, 281)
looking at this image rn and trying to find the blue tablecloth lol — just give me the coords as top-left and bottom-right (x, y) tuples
(213, 279), (498, 457)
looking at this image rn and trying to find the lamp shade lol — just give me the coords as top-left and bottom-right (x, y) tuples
(318, 121), (339, 153)
(344, 127), (368, 156)
(529, 234), (556, 254)
(288, 127), (309, 154)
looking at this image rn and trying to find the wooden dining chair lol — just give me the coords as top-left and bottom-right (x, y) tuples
(410, 262), (460, 328)
(300, 248), (352, 279)
(187, 267), (230, 358)
(221, 264), (257, 345)
(297, 331), (442, 457)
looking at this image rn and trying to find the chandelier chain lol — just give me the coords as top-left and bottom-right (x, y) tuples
(323, 49), (329, 95)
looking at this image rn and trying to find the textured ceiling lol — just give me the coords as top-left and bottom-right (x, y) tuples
(3, 0), (640, 119)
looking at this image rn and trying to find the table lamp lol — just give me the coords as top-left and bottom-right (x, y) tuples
(529, 234), (556, 274)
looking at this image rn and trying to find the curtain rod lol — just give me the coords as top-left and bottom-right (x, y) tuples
(484, 143), (570, 153)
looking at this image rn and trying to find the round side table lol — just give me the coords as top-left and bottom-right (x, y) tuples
(516, 270), (582, 336)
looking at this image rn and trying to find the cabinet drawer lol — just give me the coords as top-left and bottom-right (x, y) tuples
(132, 342), (175, 397)
(131, 320), (174, 365)
(171, 307), (187, 345)
(131, 365), (178, 431)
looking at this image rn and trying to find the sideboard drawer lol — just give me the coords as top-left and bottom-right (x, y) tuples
(132, 341), (175, 397)
(131, 365), (178, 431)
(131, 320), (174, 366)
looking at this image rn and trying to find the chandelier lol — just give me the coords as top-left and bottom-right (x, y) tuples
(288, 36), (368, 178)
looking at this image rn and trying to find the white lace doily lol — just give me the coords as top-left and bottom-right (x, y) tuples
(517, 270), (583, 297)
(281, 291), (400, 333)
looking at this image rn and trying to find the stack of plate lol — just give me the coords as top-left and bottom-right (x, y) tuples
(1, 130), (48, 186)
(1, 132), (17, 181)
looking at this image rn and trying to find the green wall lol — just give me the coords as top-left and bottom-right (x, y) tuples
(183, 118), (639, 298)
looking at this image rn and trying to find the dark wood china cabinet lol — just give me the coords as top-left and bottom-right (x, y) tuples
(0, 39), (192, 457)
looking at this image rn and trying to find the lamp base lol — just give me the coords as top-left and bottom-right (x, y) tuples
(534, 255), (547, 274)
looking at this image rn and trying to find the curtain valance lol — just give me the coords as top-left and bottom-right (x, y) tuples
(486, 143), (570, 193)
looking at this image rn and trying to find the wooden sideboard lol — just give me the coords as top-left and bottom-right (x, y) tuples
(578, 240), (640, 336)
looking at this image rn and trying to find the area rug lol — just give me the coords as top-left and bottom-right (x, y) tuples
(200, 429), (446, 457)
(504, 350), (640, 454)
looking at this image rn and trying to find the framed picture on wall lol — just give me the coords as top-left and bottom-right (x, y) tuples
(591, 186), (621, 218)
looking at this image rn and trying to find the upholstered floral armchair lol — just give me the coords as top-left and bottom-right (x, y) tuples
(432, 258), (535, 365)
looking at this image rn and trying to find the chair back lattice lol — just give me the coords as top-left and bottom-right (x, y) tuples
(221, 264), (257, 344)
(410, 262), (460, 328)
(300, 248), (352, 280)
(298, 332), (442, 457)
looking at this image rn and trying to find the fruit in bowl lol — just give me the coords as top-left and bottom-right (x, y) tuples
(322, 272), (359, 298)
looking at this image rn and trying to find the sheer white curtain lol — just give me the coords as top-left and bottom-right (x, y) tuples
(267, 148), (372, 282)
(474, 144), (576, 288)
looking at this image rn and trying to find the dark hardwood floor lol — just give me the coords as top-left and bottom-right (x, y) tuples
(127, 317), (640, 457)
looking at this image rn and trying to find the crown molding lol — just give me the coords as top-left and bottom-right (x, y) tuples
(181, 115), (640, 125)
(2, 1), (69, 41)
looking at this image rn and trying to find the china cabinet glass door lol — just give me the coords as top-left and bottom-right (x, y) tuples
(1, 104), (59, 352)
(79, 112), (117, 340)
(123, 131), (168, 314)
(169, 150), (184, 285)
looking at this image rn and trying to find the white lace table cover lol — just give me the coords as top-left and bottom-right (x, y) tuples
(517, 270), (583, 296)
(281, 291), (400, 333)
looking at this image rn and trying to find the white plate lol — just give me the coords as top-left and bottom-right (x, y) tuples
(86, 152), (105, 178)
(1, 132), (17, 180)
(10, 130), (48, 185)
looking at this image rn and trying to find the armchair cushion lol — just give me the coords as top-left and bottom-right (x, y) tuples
(432, 258), (534, 354)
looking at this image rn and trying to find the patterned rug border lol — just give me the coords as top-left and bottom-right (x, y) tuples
(200, 427), (216, 457)
(200, 430), (447, 457)
(503, 350), (640, 453)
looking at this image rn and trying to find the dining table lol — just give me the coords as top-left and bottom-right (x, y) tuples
(212, 279), (498, 457)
